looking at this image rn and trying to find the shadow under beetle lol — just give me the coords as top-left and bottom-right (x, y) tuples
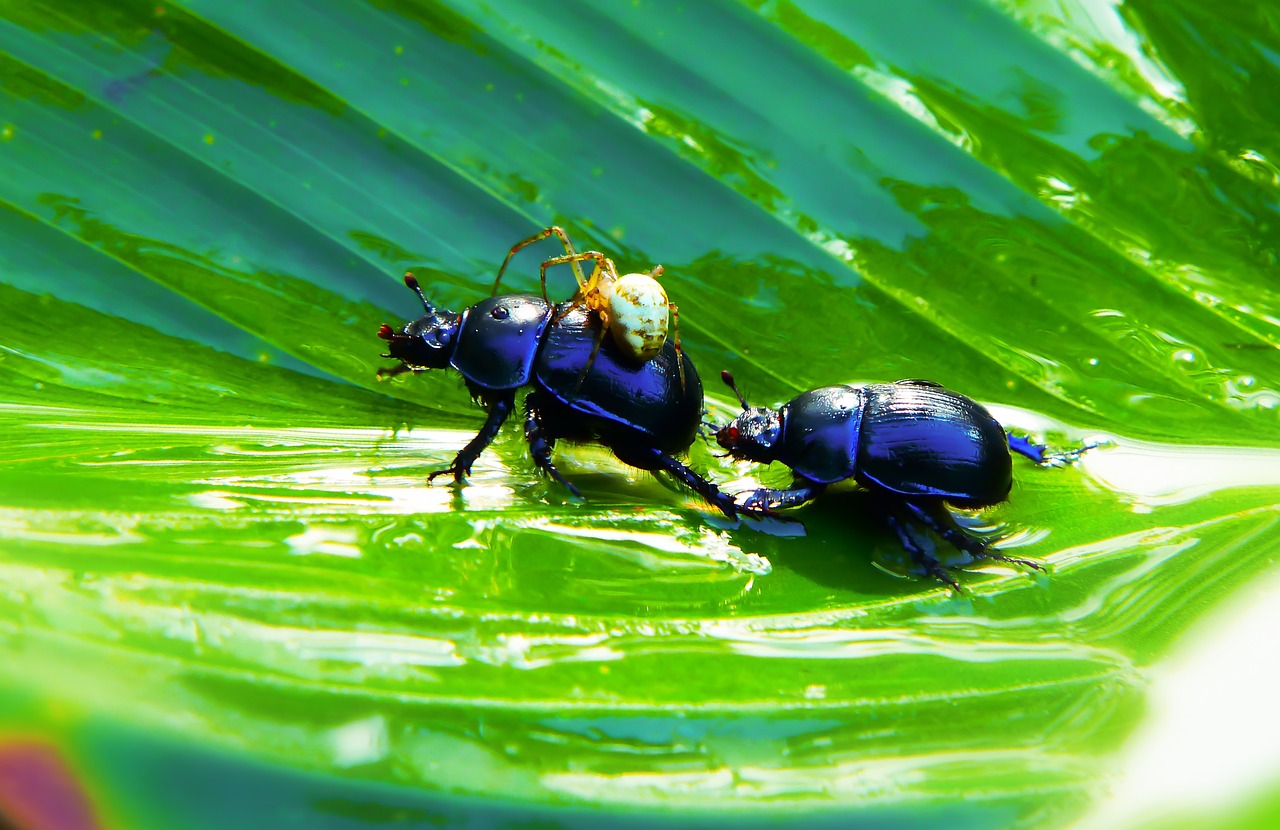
(377, 274), (742, 518)
(714, 372), (1084, 590)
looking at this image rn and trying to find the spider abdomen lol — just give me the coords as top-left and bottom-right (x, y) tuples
(605, 273), (670, 363)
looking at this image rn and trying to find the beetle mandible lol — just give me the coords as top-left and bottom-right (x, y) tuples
(376, 273), (738, 517)
(714, 372), (1085, 589)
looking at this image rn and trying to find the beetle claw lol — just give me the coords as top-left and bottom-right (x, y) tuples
(735, 496), (790, 523)
(428, 461), (472, 484)
(928, 563), (965, 595)
(1037, 441), (1100, 467)
(978, 550), (1045, 571)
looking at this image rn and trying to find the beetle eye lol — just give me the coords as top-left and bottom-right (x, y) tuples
(727, 426), (740, 442)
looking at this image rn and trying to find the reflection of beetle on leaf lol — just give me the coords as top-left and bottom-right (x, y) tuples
(491, 226), (684, 391)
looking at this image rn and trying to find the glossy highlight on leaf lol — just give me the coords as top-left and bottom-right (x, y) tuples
(1, 2), (1279, 829)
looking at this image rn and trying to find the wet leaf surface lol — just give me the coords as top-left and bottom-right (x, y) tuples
(1, 1), (1279, 828)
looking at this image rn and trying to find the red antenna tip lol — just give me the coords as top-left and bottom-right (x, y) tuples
(377, 324), (396, 341)
(403, 273), (420, 290)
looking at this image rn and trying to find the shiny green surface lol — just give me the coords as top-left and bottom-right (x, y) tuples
(1, 1), (1279, 828)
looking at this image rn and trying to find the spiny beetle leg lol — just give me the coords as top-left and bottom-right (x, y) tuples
(885, 505), (963, 594)
(620, 445), (739, 520)
(428, 391), (515, 485)
(524, 393), (582, 498)
(733, 479), (824, 512)
(904, 500), (1044, 572)
(903, 500), (988, 559)
(1008, 433), (1097, 466)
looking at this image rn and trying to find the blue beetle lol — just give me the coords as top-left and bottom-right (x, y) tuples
(714, 372), (1081, 589)
(377, 275), (741, 517)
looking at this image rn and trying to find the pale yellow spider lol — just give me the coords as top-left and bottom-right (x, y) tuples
(492, 226), (685, 390)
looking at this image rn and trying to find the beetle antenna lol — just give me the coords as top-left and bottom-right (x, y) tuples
(721, 371), (749, 410)
(403, 272), (431, 311)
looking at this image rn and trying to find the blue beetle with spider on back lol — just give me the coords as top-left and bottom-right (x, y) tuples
(714, 371), (1086, 589)
(376, 226), (744, 519)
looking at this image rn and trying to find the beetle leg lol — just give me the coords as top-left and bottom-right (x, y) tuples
(427, 391), (515, 484)
(1007, 433), (1097, 466)
(668, 302), (686, 393)
(733, 478), (824, 512)
(614, 445), (740, 520)
(904, 500), (1044, 572)
(1006, 433), (1048, 463)
(492, 226), (588, 300)
(375, 362), (422, 380)
(523, 393), (582, 498)
(883, 506), (963, 593)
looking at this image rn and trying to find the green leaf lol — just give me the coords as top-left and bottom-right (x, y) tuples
(1, 1), (1279, 827)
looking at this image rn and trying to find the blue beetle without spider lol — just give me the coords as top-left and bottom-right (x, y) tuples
(714, 372), (1083, 589)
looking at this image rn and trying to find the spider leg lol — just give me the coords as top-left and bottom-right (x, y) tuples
(668, 301), (685, 393)
(550, 294), (586, 326)
(542, 251), (607, 306)
(573, 320), (608, 393)
(492, 225), (587, 300)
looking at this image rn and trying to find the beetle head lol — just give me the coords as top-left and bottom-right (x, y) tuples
(377, 274), (460, 373)
(715, 371), (783, 463)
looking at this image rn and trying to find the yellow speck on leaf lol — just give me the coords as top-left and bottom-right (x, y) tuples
(203, 133), (215, 145)
(610, 226), (625, 241)
(1, 124), (14, 141)
(91, 129), (103, 140)
(394, 44), (404, 55)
